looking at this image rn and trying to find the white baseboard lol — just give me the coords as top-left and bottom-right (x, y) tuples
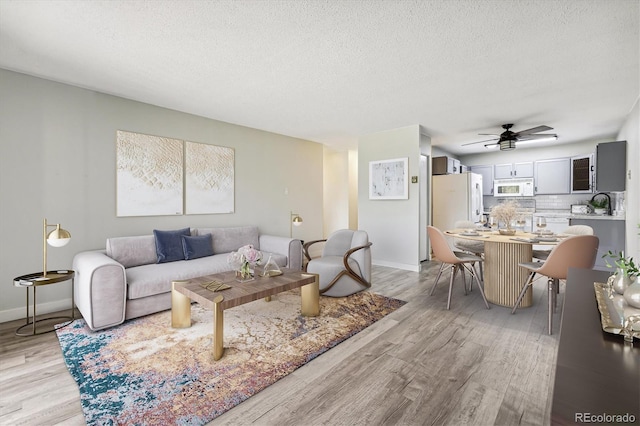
(372, 260), (420, 272)
(0, 298), (73, 324)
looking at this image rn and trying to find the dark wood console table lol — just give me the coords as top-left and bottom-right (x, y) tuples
(551, 268), (639, 424)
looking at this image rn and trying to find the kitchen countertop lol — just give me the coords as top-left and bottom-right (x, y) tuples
(533, 209), (626, 221)
(484, 209), (626, 221)
(570, 213), (626, 221)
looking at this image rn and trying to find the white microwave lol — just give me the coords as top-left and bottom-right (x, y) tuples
(493, 178), (534, 197)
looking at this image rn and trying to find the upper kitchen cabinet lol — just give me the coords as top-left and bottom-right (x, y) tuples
(571, 154), (595, 193)
(535, 158), (571, 194)
(494, 162), (534, 179)
(432, 156), (461, 175)
(596, 141), (627, 192)
(469, 164), (494, 195)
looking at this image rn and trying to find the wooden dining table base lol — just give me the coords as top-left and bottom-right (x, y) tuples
(484, 241), (533, 308)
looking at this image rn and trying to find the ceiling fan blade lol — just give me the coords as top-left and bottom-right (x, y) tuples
(515, 125), (553, 136)
(478, 133), (499, 136)
(517, 133), (557, 140)
(462, 137), (499, 146)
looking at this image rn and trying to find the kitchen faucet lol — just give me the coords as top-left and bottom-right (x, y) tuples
(590, 192), (611, 216)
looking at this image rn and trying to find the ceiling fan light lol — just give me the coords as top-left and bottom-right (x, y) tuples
(499, 140), (516, 151)
(517, 135), (558, 145)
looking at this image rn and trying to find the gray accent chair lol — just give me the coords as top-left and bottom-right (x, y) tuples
(303, 229), (372, 297)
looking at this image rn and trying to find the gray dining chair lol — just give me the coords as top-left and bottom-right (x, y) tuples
(512, 235), (599, 334)
(453, 220), (485, 281)
(428, 226), (490, 310)
(532, 225), (594, 261)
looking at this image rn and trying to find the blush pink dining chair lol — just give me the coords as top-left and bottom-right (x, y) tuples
(532, 225), (594, 261)
(427, 226), (490, 310)
(511, 234), (599, 334)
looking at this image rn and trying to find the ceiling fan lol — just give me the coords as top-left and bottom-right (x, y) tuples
(463, 124), (557, 151)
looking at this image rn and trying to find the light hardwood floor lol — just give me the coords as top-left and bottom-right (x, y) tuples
(0, 262), (560, 425)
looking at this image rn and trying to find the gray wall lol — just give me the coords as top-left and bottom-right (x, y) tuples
(616, 98), (639, 261)
(0, 69), (323, 322)
(358, 125), (423, 271)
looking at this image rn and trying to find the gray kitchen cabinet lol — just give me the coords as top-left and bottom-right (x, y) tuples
(534, 158), (571, 194)
(571, 154), (595, 193)
(494, 163), (513, 179)
(596, 141), (627, 191)
(514, 162), (534, 178)
(433, 156), (461, 175)
(569, 218), (625, 270)
(494, 161), (534, 179)
(470, 164), (494, 195)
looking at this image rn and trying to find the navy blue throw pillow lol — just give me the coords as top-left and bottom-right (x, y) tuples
(154, 228), (191, 263)
(182, 234), (214, 260)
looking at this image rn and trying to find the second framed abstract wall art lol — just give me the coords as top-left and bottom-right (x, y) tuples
(185, 141), (234, 214)
(369, 157), (409, 200)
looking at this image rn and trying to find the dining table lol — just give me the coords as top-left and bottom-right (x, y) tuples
(445, 228), (561, 308)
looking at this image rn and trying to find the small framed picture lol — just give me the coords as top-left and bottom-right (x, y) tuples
(369, 157), (409, 200)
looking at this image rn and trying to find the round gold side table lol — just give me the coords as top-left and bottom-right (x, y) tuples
(13, 270), (75, 336)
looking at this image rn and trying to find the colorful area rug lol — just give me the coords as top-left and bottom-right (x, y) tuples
(56, 290), (405, 425)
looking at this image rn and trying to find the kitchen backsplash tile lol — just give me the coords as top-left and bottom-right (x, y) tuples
(535, 194), (590, 210)
(484, 194), (593, 211)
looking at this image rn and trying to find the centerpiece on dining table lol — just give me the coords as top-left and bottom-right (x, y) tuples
(490, 200), (521, 236)
(227, 244), (263, 282)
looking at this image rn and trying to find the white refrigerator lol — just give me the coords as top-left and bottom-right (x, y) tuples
(432, 172), (484, 231)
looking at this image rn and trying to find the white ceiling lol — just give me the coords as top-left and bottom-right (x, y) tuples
(1, 0), (638, 155)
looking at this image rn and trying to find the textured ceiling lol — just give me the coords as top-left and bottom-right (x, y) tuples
(1, 0), (638, 154)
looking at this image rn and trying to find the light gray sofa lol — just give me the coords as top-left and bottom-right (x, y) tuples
(73, 226), (303, 331)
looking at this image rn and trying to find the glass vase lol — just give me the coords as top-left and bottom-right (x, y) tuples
(235, 261), (254, 283)
(498, 223), (516, 236)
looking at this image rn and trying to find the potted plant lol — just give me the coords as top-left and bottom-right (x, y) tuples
(589, 198), (609, 215)
(603, 250), (638, 295)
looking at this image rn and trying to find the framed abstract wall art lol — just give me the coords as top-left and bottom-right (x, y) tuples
(116, 131), (184, 217)
(369, 157), (409, 200)
(116, 131), (235, 217)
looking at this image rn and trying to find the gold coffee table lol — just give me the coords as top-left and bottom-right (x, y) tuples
(171, 268), (319, 360)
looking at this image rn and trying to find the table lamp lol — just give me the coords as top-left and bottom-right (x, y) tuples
(43, 218), (71, 277)
(290, 211), (303, 238)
